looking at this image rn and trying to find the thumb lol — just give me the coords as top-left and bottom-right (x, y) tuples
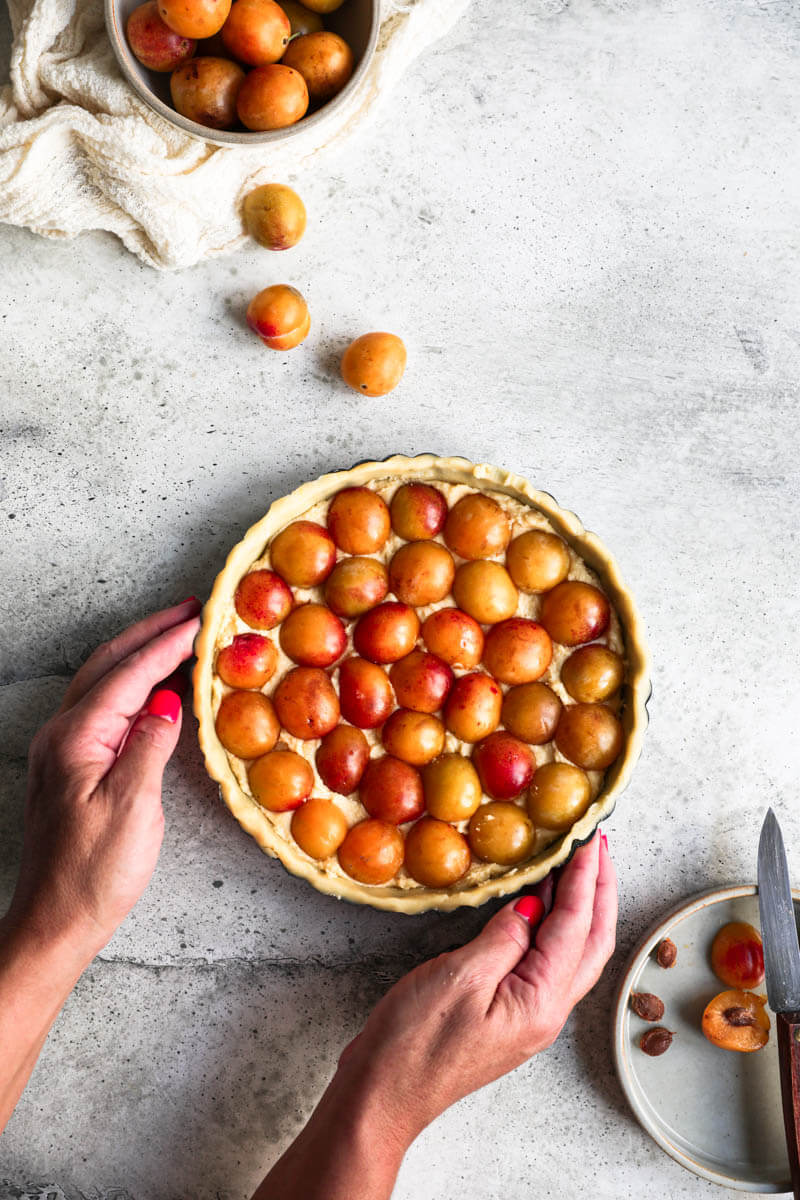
(450, 893), (545, 992)
(109, 689), (183, 798)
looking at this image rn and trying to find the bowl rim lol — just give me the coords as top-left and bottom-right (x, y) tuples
(193, 453), (653, 913)
(104, 0), (381, 148)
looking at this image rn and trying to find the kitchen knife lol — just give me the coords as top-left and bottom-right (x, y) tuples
(758, 807), (800, 1197)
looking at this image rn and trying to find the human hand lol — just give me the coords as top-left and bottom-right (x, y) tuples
(5, 599), (202, 962)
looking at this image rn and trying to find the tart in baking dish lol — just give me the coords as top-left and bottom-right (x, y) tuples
(194, 455), (650, 913)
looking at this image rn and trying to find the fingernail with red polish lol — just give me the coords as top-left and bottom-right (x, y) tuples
(601, 831), (609, 848)
(179, 596), (200, 606)
(146, 689), (182, 723)
(514, 895), (545, 926)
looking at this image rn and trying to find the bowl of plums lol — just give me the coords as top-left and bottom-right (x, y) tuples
(105, 0), (379, 145)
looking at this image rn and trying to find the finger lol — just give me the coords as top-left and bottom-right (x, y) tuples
(60, 599), (201, 713)
(513, 833), (601, 994)
(106, 689), (183, 801)
(68, 616), (200, 755)
(447, 894), (543, 999)
(567, 834), (618, 1005)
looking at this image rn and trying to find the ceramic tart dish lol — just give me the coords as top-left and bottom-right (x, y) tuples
(193, 454), (651, 912)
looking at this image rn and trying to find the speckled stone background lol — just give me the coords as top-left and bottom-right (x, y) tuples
(2, 0), (799, 1196)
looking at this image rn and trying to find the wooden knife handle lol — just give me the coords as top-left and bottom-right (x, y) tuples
(777, 1011), (800, 1197)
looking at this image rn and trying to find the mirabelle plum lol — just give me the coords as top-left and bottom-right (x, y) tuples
(443, 672), (502, 742)
(170, 57), (243, 127)
(381, 709), (444, 765)
(389, 541), (455, 607)
(315, 724), (369, 794)
(216, 632), (277, 689)
(560, 645), (624, 703)
(472, 732), (534, 800)
(327, 487), (390, 554)
(482, 618), (552, 684)
(279, 603), (346, 668)
(539, 580), (610, 646)
(500, 682), (561, 744)
(127, 1), (196, 71)
(468, 802), (536, 865)
(353, 602), (420, 664)
(221, 0), (289, 64)
(404, 818), (471, 888)
(281, 30), (353, 104)
(280, 0), (323, 35)
(324, 557), (389, 617)
(555, 703), (623, 770)
(526, 762), (592, 831)
(710, 923), (765, 989)
(337, 657), (395, 728)
(243, 183), (307, 251)
(389, 650), (453, 714)
(291, 797), (347, 859)
(215, 690), (279, 758)
(269, 520), (335, 586)
(340, 333), (407, 397)
(300, 0), (345, 11)
(452, 560), (518, 625)
(421, 608), (484, 669)
(389, 483), (448, 541)
(273, 666), (340, 738)
(248, 747), (313, 810)
(701, 990), (770, 1052)
(237, 63), (309, 130)
(337, 819), (404, 885)
(235, 569), (293, 630)
(246, 284), (310, 350)
(443, 493), (511, 560)
(159, 0), (230, 39)
(359, 756), (424, 824)
(505, 530), (570, 592)
(422, 753), (482, 822)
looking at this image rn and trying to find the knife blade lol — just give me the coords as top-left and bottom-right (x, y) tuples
(758, 808), (800, 1014)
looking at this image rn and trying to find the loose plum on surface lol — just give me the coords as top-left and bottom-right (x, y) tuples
(269, 519), (335, 585)
(127, 1), (196, 71)
(279, 603), (346, 668)
(422, 607), (484, 669)
(291, 797), (347, 859)
(389, 541), (455, 607)
(359, 756), (424, 824)
(710, 923), (765, 989)
(243, 183), (307, 250)
(452, 560), (518, 625)
(404, 818), (471, 888)
(237, 63), (309, 130)
(500, 681), (561, 744)
(443, 493), (511, 560)
(337, 819), (404, 885)
(248, 747), (313, 810)
(170, 56), (244, 127)
(337, 656), (395, 728)
(505, 530), (570, 593)
(482, 617), (552, 684)
(443, 672), (502, 742)
(340, 333), (407, 397)
(353, 601), (420, 664)
(389, 650), (454, 714)
(281, 31), (353, 104)
(472, 731), (535, 800)
(273, 666), (340, 738)
(221, 0), (290, 65)
(159, 0), (230, 38)
(235, 568), (293, 629)
(324, 556), (389, 617)
(560, 645), (624, 703)
(555, 703), (623, 770)
(381, 709), (445, 766)
(539, 580), (611, 646)
(468, 802), (536, 865)
(389, 483), (448, 541)
(215, 690), (279, 758)
(702, 990), (770, 1052)
(246, 284), (310, 349)
(327, 487), (391, 554)
(526, 762), (592, 831)
(216, 632), (277, 689)
(315, 724), (369, 794)
(422, 753), (482, 822)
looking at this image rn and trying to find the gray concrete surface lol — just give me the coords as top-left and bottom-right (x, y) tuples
(2, 0), (800, 1195)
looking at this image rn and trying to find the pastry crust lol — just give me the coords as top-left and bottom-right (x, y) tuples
(193, 454), (651, 913)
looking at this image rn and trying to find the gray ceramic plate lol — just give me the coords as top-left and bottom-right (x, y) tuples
(613, 885), (798, 1192)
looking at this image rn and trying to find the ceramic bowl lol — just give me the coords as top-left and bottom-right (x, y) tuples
(613, 884), (797, 1192)
(105, 0), (380, 147)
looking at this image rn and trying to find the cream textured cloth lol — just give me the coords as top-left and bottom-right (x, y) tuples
(0, 0), (469, 267)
